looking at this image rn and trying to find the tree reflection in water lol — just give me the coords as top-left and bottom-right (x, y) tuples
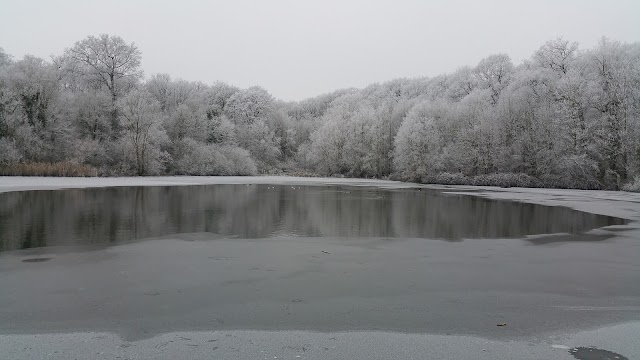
(0, 185), (626, 251)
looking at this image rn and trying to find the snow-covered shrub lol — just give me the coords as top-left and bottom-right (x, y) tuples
(421, 172), (470, 185)
(219, 145), (257, 175)
(622, 177), (640, 192)
(546, 155), (601, 189)
(170, 138), (257, 176)
(471, 173), (541, 188)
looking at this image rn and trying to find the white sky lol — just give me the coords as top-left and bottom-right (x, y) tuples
(1, 0), (638, 101)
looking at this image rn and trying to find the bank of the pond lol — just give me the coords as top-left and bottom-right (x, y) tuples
(1, 322), (639, 360)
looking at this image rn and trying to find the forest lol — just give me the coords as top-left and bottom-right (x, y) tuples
(0, 35), (639, 190)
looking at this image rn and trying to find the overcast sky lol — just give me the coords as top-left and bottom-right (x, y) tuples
(1, 0), (639, 101)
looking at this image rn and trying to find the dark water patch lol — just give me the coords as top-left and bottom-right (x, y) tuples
(569, 347), (629, 360)
(0, 185), (626, 252)
(601, 227), (638, 232)
(525, 233), (616, 245)
(21, 257), (52, 263)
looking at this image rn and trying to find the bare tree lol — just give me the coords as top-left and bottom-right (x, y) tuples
(64, 34), (142, 128)
(118, 90), (166, 175)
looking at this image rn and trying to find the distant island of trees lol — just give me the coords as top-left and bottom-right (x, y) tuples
(0, 35), (639, 191)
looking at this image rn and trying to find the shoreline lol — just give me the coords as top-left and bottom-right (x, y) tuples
(2, 175), (640, 220)
(1, 322), (639, 360)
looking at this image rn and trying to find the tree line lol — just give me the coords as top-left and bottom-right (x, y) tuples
(0, 35), (639, 189)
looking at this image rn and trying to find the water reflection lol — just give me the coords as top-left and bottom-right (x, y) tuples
(0, 185), (626, 251)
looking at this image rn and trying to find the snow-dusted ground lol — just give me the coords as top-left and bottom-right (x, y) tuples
(1, 176), (639, 360)
(0, 175), (413, 193)
(1, 322), (638, 360)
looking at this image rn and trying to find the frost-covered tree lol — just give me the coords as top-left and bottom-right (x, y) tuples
(584, 38), (640, 183)
(225, 86), (275, 125)
(445, 66), (477, 102)
(63, 34), (142, 129)
(474, 54), (514, 105)
(1, 35), (639, 189)
(224, 86), (281, 171)
(146, 73), (173, 112)
(393, 102), (448, 180)
(0, 48), (12, 68)
(533, 38), (579, 75)
(117, 90), (167, 175)
(0, 55), (75, 163)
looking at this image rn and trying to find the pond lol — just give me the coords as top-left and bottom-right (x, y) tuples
(0, 184), (625, 251)
(1, 182), (639, 341)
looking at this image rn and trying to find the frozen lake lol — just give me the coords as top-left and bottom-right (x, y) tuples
(0, 177), (639, 359)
